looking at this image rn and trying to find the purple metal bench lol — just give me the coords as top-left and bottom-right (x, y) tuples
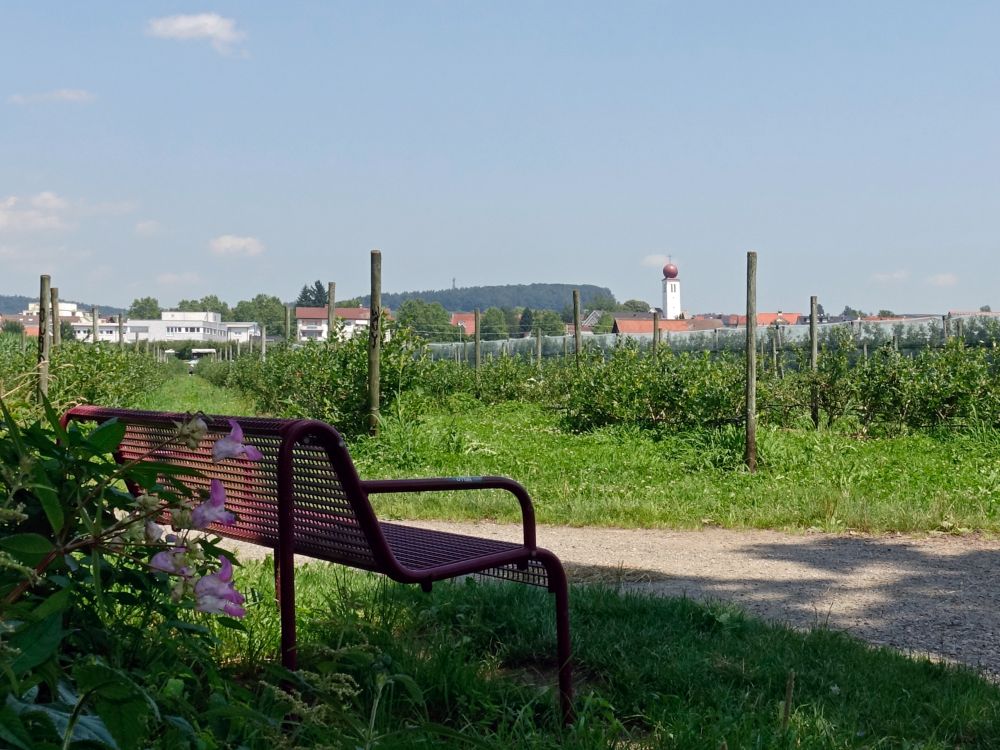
(62, 405), (573, 722)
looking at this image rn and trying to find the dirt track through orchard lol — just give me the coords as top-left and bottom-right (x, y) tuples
(228, 522), (1000, 678)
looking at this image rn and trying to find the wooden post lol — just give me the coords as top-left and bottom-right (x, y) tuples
(745, 252), (757, 472)
(37, 274), (51, 400)
(117, 314), (124, 347)
(771, 324), (779, 373)
(50, 287), (61, 347)
(810, 295), (819, 429)
(563, 336), (568, 358)
(652, 311), (660, 357)
(573, 290), (582, 367)
(942, 315), (950, 341)
(368, 249), (382, 435)
(863, 341), (868, 361)
(956, 318), (964, 343)
(261, 325), (267, 360)
(92, 306), (99, 344)
(535, 326), (543, 371)
(237, 339), (242, 358)
(327, 281), (336, 342)
(285, 306), (292, 342)
(474, 308), (481, 376)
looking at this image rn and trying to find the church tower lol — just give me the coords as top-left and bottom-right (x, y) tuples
(662, 261), (681, 319)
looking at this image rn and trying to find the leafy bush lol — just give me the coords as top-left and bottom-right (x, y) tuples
(0, 336), (168, 421)
(0, 404), (362, 748)
(562, 343), (745, 432)
(223, 331), (426, 438)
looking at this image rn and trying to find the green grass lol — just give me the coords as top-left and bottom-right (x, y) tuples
(208, 560), (1000, 748)
(137, 372), (258, 414)
(347, 396), (1000, 534)
(133, 376), (1000, 746)
(144, 376), (1000, 533)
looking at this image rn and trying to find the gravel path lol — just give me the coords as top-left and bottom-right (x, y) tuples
(229, 522), (1000, 678)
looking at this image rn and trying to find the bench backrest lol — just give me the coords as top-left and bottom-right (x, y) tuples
(62, 406), (394, 572)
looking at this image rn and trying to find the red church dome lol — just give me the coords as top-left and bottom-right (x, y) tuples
(663, 263), (679, 279)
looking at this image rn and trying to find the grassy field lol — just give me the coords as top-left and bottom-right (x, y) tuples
(204, 560), (1000, 748)
(145, 376), (1000, 533)
(136, 370), (259, 414)
(349, 396), (1000, 534)
(120, 374), (1000, 745)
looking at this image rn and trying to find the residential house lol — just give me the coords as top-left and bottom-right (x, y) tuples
(611, 313), (722, 336)
(721, 312), (804, 327)
(449, 312), (477, 336)
(295, 306), (384, 342)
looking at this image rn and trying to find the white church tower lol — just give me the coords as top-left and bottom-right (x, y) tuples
(661, 261), (681, 319)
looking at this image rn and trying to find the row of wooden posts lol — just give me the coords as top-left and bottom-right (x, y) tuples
(32, 252), (800, 471)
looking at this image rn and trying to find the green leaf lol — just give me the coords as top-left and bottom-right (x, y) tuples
(9, 613), (63, 675)
(30, 465), (64, 533)
(0, 533), (54, 566)
(7, 693), (119, 749)
(0, 396), (26, 455)
(32, 586), (72, 620)
(40, 395), (70, 444)
(86, 420), (126, 455)
(75, 661), (158, 750)
(0, 706), (33, 750)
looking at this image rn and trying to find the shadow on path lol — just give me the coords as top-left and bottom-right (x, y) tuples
(401, 522), (1000, 677)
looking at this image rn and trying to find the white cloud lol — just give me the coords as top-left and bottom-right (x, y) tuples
(209, 234), (265, 257)
(641, 254), (670, 268)
(147, 13), (246, 54)
(135, 219), (162, 237)
(157, 271), (201, 285)
(928, 272), (958, 287)
(7, 89), (95, 105)
(0, 193), (71, 232)
(31, 192), (68, 211)
(870, 270), (909, 283)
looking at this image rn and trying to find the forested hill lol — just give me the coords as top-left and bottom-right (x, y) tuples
(361, 283), (615, 312)
(0, 295), (33, 315)
(0, 294), (124, 315)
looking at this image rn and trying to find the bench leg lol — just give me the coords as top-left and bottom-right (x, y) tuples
(275, 544), (297, 671)
(537, 551), (573, 726)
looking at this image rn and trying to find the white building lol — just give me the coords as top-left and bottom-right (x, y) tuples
(661, 262), (682, 320)
(71, 311), (260, 344)
(224, 322), (261, 344)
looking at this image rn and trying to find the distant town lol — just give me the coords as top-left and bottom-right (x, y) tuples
(1, 262), (995, 348)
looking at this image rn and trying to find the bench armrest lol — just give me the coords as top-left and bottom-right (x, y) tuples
(360, 476), (537, 549)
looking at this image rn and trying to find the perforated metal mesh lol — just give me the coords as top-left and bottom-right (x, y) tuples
(288, 439), (374, 566)
(477, 560), (550, 588)
(79, 408), (284, 548)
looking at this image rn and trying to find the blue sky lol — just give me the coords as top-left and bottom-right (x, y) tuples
(2, 2), (998, 314)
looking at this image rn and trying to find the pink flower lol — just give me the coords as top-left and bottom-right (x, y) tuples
(191, 479), (236, 529)
(212, 419), (263, 462)
(194, 557), (246, 617)
(150, 548), (192, 578)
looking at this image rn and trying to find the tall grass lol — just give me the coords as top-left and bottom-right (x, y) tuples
(207, 560), (1000, 748)
(350, 396), (1000, 533)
